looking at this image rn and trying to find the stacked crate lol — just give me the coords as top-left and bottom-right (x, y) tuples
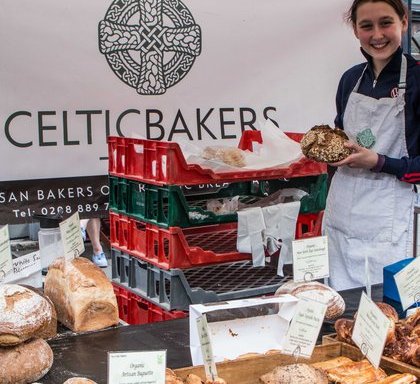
(108, 133), (327, 324)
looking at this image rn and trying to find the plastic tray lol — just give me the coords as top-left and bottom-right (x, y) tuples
(109, 211), (323, 270)
(111, 250), (293, 311)
(109, 174), (327, 228)
(112, 282), (187, 325)
(107, 133), (327, 186)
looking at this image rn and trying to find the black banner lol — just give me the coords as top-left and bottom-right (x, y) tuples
(0, 175), (109, 224)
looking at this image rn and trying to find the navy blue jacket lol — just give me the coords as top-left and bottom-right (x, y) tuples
(335, 47), (420, 183)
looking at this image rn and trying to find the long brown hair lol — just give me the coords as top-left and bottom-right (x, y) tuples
(346, 0), (408, 24)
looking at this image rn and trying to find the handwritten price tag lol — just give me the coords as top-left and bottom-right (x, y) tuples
(59, 212), (84, 260)
(292, 236), (329, 282)
(196, 315), (218, 381)
(0, 225), (13, 282)
(352, 292), (390, 369)
(394, 257), (420, 310)
(108, 350), (166, 384)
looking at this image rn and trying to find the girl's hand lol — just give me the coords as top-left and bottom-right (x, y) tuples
(329, 141), (378, 169)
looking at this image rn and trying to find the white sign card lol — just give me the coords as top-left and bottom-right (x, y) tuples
(3, 251), (42, 288)
(394, 257), (420, 310)
(351, 292), (390, 369)
(0, 225), (13, 282)
(108, 350), (166, 384)
(59, 212), (85, 260)
(292, 236), (329, 282)
(196, 315), (218, 381)
(282, 298), (327, 358)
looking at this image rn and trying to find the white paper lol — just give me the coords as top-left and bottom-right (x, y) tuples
(351, 292), (390, 369)
(3, 251), (42, 288)
(189, 295), (299, 365)
(237, 207), (266, 266)
(59, 212), (85, 260)
(0, 225), (13, 282)
(394, 257), (420, 310)
(282, 298), (327, 358)
(108, 350), (166, 384)
(180, 120), (303, 171)
(292, 236), (329, 282)
(196, 315), (218, 380)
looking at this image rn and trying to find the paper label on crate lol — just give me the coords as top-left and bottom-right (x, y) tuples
(59, 212), (85, 260)
(292, 236), (329, 282)
(108, 350), (166, 384)
(351, 292), (390, 369)
(197, 315), (218, 381)
(0, 225), (13, 282)
(282, 298), (327, 358)
(394, 257), (420, 310)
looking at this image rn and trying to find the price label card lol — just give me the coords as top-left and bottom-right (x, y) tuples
(108, 350), (166, 384)
(59, 212), (85, 260)
(351, 292), (390, 369)
(394, 257), (420, 310)
(0, 225), (13, 282)
(196, 315), (218, 381)
(282, 298), (327, 358)
(292, 236), (329, 282)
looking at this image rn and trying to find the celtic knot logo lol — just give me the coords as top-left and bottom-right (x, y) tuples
(98, 0), (202, 95)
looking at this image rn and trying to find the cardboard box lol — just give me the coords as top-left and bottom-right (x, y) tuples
(189, 295), (299, 365)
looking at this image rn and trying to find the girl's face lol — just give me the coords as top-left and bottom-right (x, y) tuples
(353, 1), (407, 70)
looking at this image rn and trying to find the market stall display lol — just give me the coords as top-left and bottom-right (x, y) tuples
(107, 132), (327, 325)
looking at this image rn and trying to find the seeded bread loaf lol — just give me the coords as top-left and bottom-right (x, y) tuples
(259, 363), (328, 384)
(44, 257), (118, 332)
(0, 338), (53, 384)
(62, 378), (98, 384)
(301, 125), (351, 163)
(0, 284), (54, 346)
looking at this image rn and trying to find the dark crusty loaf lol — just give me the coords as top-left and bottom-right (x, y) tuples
(0, 338), (53, 384)
(44, 257), (119, 332)
(301, 125), (352, 163)
(0, 284), (54, 346)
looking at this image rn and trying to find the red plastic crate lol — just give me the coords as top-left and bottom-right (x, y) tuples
(110, 211), (324, 270)
(108, 133), (326, 186)
(128, 291), (187, 325)
(112, 283), (129, 323)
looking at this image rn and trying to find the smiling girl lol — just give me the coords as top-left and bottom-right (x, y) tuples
(324, 0), (420, 290)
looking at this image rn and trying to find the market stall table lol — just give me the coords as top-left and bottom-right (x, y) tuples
(42, 284), (383, 383)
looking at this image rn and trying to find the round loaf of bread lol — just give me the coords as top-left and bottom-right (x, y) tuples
(301, 125), (352, 163)
(0, 284), (54, 346)
(259, 363), (327, 384)
(63, 378), (98, 384)
(0, 338), (53, 384)
(275, 281), (345, 320)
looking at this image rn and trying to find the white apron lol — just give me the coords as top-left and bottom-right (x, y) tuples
(324, 56), (415, 291)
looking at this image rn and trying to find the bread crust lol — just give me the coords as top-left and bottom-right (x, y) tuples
(0, 338), (53, 384)
(0, 284), (54, 346)
(44, 257), (119, 332)
(62, 378), (98, 384)
(301, 125), (351, 163)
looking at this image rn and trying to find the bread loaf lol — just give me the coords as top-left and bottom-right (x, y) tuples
(259, 363), (328, 384)
(0, 284), (54, 346)
(20, 284), (57, 339)
(0, 338), (53, 384)
(202, 146), (246, 167)
(44, 257), (119, 332)
(275, 281), (345, 320)
(62, 378), (98, 384)
(334, 318), (356, 345)
(375, 373), (418, 383)
(301, 125), (351, 163)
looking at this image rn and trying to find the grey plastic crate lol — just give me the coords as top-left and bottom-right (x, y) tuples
(111, 248), (292, 311)
(111, 248), (131, 285)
